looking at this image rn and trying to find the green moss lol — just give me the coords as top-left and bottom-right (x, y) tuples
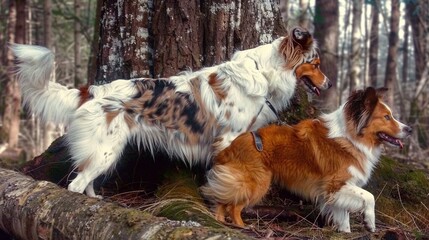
(151, 168), (224, 229)
(280, 87), (320, 124)
(367, 156), (429, 232)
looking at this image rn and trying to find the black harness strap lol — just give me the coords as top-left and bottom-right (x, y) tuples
(265, 98), (280, 123)
(251, 131), (263, 152)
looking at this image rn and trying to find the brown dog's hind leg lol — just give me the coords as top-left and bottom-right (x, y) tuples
(215, 204), (227, 223)
(230, 203), (246, 227)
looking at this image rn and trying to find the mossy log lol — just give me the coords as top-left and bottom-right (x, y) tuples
(0, 167), (252, 240)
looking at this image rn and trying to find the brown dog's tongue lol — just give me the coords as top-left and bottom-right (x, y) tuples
(397, 139), (404, 149)
(313, 87), (320, 96)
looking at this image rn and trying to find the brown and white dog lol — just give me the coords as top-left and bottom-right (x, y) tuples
(201, 87), (412, 232)
(12, 27), (330, 198)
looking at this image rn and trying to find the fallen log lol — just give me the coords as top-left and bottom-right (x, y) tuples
(0, 167), (252, 240)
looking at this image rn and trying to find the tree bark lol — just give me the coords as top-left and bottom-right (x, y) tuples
(349, 0), (362, 94)
(74, 0), (83, 87)
(313, 0), (339, 111)
(338, 0), (351, 104)
(298, 0), (310, 30)
(87, 0), (101, 85)
(2, 0), (25, 148)
(405, 0), (427, 82)
(94, 0), (152, 84)
(279, 0), (289, 28)
(368, 3), (379, 87)
(152, 0), (203, 77)
(0, 167), (251, 240)
(384, 0), (400, 109)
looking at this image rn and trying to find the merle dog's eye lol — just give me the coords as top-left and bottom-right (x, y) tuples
(384, 115), (391, 120)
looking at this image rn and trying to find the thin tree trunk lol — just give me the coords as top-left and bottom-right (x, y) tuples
(338, 0), (352, 104)
(0, 167), (250, 240)
(279, 0), (289, 28)
(43, 0), (55, 153)
(3, 0), (25, 148)
(43, 0), (51, 48)
(405, 0), (427, 82)
(363, 3), (368, 87)
(87, 0), (101, 85)
(399, 21), (409, 120)
(298, 0), (310, 30)
(74, 0), (82, 87)
(384, 0), (400, 108)
(368, 3), (379, 87)
(349, 0), (363, 93)
(402, 22), (409, 84)
(313, 0), (339, 111)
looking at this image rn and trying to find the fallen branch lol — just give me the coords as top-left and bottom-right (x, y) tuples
(0, 167), (251, 240)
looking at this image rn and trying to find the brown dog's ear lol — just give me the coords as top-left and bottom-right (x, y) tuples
(364, 87), (378, 108)
(356, 87), (379, 134)
(345, 87), (380, 135)
(376, 87), (388, 98)
(291, 27), (313, 51)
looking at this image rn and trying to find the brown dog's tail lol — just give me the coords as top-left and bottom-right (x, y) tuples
(201, 165), (252, 206)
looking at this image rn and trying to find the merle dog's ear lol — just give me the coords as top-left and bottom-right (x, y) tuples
(292, 27), (313, 50)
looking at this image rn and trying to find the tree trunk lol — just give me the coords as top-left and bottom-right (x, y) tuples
(298, 0), (310, 30)
(87, 0), (101, 85)
(313, 0), (339, 111)
(74, 0), (83, 87)
(349, 0), (362, 93)
(399, 21), (409, 119)
(405, 0), (427, 82)
(384, 0), (400, 108)
(94, 1), (285, 83)
(42, 0), (56, 153)
(152, 0), (203, 77)
(43, 0), (51, 48)
(94, 0), (152, 84)
(368, 3), (379, 87)
(405, 0), (428, 130)
(0, 167), (251, 240)
(2, 0), (25, 148)
(202, 0), (285, 66)
(401, 22), (409, 84)
(279, 0), (289, 28)
(338, 0), (351, 104)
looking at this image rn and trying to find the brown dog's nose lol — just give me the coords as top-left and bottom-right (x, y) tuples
(404, 126), (413, 135)
(327, 80), (332, 89)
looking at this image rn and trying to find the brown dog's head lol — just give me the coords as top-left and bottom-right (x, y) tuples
(280, 27), (331, 96)
(344, 87), (412, 148)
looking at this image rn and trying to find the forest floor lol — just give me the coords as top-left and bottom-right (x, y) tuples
(1, 146), (429, 240)
(101, 153), (429, 240)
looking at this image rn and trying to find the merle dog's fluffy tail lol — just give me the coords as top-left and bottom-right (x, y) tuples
(11, 44), (81, 124)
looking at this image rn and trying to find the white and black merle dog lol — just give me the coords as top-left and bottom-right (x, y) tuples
(12, 27), (330, 198)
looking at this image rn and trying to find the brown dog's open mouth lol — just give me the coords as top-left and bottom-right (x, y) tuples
(378, 132), (404, 148)
(302, 76), (321, 96)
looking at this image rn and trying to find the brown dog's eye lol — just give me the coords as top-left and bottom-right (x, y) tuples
(313, 64), (319, 69)
(384, 115), (391, 120)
